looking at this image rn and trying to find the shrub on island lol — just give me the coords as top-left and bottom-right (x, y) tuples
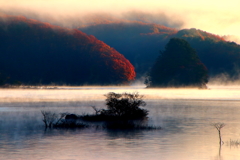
(81, 92), (148, 121)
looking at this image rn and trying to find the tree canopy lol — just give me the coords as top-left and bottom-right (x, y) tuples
(104, 92), (148, 119)
(146, 38), (208, 88)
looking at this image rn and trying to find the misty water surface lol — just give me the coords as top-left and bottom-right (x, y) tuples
(0, 86), (240, 160)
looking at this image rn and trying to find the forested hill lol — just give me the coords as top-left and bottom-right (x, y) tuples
(80, 22), (240, 79)
(0, 15), (136, 85)
(175, 29), (240, 77)
(80, 22), (178, 77)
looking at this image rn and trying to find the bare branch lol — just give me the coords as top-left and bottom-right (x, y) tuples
(211, 123), (225, 131)
(211, 122), (225, 145)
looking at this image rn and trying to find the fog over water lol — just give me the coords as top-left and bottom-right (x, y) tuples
(1, 85), (240, 102)
(0, 85), (240, 160)
(1, 1), (240, 158)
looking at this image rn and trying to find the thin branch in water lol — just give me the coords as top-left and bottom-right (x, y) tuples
(211, 123), (225, 145)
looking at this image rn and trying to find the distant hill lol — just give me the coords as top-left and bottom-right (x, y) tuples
(80, 22), (240, 79)
(80, 22), (177, 77)
(0, 15), (136, 85)
(175, 29), (240, 77)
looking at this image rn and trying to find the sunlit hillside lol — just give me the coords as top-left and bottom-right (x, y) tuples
(0, 15), (136, 86)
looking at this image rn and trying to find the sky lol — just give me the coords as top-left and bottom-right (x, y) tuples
(1, 0), (240, 41)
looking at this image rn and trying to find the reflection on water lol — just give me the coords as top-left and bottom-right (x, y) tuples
(0, 86), (240, 160)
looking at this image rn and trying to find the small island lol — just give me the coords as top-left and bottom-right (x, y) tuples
(41, 92), (160, 130)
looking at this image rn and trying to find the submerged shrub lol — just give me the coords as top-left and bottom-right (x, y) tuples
(41, 111), (67, 128)
(41, 111), (88, 129)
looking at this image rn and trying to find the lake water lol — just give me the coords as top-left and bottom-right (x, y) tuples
(0, 85), (240, 160)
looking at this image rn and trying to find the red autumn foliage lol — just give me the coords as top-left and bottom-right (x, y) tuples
(0, 14), (135, 85)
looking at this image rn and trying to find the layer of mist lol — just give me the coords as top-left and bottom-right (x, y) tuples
(1, 0), (240, 39)
(0, 9), (184, 29)
(208, 64), (240, 85)
(223, 35), (240, 44)
(209, 74), (240, 85)
(1, 85), (240, 103)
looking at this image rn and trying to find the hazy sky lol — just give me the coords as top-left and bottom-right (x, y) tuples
(1, 0), (240, 39)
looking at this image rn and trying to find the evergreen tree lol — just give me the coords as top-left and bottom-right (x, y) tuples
(146, 38), (208, 88)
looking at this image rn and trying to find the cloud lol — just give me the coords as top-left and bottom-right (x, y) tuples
(223, 35), (240, 44)
(122, 11), (184, 29)
(0, 4), (184, 29)
(0, 0), (240, 40)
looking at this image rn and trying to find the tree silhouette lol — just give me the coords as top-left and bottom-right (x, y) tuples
(146, 38), (208, 88)
(104, 92), (148, 119)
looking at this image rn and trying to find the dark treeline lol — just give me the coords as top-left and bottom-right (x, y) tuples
(175, 29), (240, 77)
(80, 22), (177, 77)
(0, 15), (136, 86)
(146, 38), (208, 88)
(80, 22), (240, 79)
